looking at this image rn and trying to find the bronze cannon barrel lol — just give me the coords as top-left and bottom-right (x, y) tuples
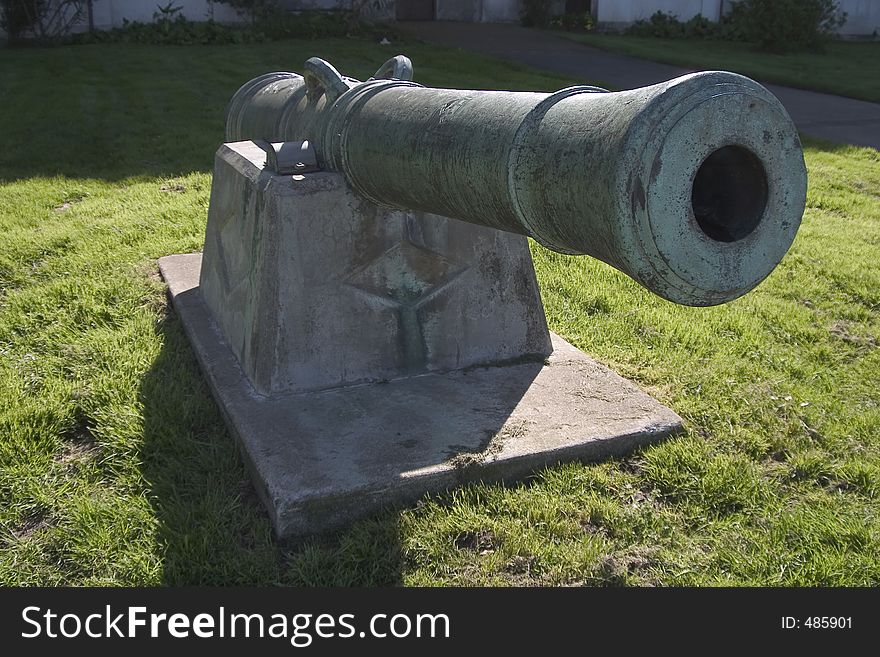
(225, 56), (807, 307)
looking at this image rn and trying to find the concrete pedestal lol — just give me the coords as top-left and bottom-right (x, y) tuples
(158, 141), (683, 537)
(197, 142), (553, 396)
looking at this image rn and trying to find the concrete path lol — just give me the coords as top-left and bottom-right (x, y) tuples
(400, 22), (880, 150)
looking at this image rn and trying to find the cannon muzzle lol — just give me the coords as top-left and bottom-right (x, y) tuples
(225, 56), (807, 307)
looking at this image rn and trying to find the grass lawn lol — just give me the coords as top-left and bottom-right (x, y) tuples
(1, 37), (878, 586)
(557, 33), (880, 103)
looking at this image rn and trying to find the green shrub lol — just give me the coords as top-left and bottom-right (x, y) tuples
(627, 11), (723, 39)
(625, 1), (846, 53)
(627, 11), (686, 38)
(682, 13), (716, 39)
(73, 7), (354, 47)
(732, 0), (847, 52)
(261, 10), (353, 40)
(521, 0), (553, 28)
(75, 13), (265, 46)
(551, 11), (595, 32)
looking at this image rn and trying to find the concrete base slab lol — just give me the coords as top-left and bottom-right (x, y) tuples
(159, 253), (683, 538)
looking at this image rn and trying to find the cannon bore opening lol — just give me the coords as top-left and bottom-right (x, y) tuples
(691, 145), (768, 243)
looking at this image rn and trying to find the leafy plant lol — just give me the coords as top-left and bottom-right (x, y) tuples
(551, 11), (594, 32)
(627, 11), (724, 39)
(71, 8), (360, 46)
(682, 13), (716, 39)
(732, 0), (847, 52)
(153, 1), (183, 36)
(627, 10), (687, 38)
(625, 1), (846, 53)
(521, 0), (554, 28)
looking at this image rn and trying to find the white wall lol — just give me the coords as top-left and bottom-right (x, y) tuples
(434, 0), (560, 22)
(89, 0), (243, 30)
(90, 0), (388, 28)
(480, 0), (521, 22)
(436, 0), (479, 21)
(838, 0), (880, 36)
(595, 0), (723, 24)
(435, 0), (518, 22)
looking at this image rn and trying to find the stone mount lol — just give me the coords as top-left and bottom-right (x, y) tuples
(158, 141), (683, 537)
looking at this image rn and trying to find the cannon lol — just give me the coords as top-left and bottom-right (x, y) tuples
(159, 56), (805, 536)
(225, 55), (807, 307)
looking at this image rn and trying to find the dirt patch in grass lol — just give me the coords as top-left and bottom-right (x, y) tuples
(454, 529), (497, 554)
(617, 457), (646, 475)
(136, 261), (163, 284)
(11, 509), (53, 542)
(133, 261), (170, 316)
(594, 547), (660, 585)
(56, 412), (101, 467)
(505, 554), (539, 576)
(447, 421), (529, 470)
(63, 411), (96, 443)
(829, 320), (878, 351)
(579, 519), (604, 536)
(56, 440), (100, 465)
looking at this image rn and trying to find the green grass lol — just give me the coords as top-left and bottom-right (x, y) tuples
(556, 33), (880, 103)
(1, 39), (878, 586)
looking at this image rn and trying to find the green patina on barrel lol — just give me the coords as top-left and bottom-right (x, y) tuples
(225, 56), (807, 307)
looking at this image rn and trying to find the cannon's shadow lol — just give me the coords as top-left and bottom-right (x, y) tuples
(139, 308), (409, 585)
(0, 50), (240, 183)
(138, 274), (548, 584)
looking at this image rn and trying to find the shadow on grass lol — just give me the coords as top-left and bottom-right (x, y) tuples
(0, 38), (586, 184)
(138, 308), (406, 586)
(0, 44), (246, 183)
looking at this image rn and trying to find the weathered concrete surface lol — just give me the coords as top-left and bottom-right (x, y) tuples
(199, 141), (552, 395)
(159, 252), (683, 537)
(399, 21), (880, 151)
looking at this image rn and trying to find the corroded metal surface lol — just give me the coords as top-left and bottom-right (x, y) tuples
(225, 56), (807, 306)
